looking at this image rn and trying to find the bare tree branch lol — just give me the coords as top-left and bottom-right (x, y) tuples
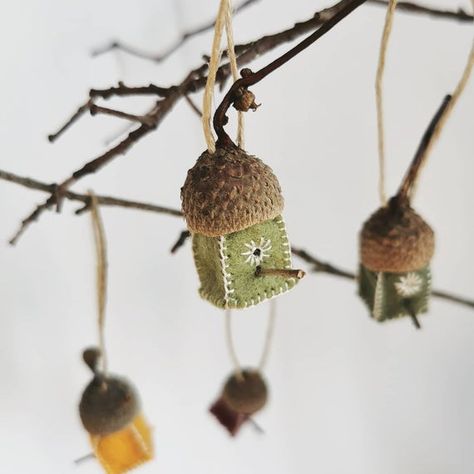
(0, 169), (182, 219)
(292, 247), (474, 309)
(91, 0), (262, 62)
(1, 168), (473, 311)
(7, 0), (474, 244)
(12, 0), (365, 245)
(90, 0), (473, 65)
(369, 0), (473, 22)
(48, 100), (92, 143)
(89, 103), (159, 127)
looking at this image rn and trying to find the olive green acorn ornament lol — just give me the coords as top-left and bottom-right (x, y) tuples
(358, 96), (451, 328)
(181, 145), (304, 309)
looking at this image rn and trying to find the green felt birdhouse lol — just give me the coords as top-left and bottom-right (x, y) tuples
(358, 197), (434, 327)
(181, 146), (304, 309)
(357, 95), (453, 328)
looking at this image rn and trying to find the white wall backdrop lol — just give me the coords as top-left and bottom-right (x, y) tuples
(1, 1), (473, 473)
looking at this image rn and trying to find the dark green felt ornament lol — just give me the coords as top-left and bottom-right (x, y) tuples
(181, 146), (304, 309)
(358, 97), (451, 328)
(358, 199), (434, 327)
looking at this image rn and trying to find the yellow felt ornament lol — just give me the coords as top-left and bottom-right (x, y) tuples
(78, 194), (153, 474)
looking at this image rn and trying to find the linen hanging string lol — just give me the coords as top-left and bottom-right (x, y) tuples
(89, 192), (108, 376)
(375, 0), (398, 206)
(202, 0), (244, 152)
(225, 299), (277, 378)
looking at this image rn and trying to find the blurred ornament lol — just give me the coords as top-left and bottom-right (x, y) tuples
(79, 349), (153, 474)
(210, 369), (268, 436)
(77, 194), (153, 473)
(359, 96), (452, 328)
(358, 197), (434, 327)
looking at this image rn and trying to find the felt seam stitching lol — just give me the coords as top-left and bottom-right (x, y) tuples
(219, 235), (235, 308)
(130, 422), (151, 458)
(373, 271), (384, 320)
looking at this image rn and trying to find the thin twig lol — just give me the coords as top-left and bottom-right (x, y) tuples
(292, 247), (474, 309)
(0, 169), (182, 219)
(397, 95), (451, 203)
(48, 100), (92, 143)
(91, 0), (473, 65)
(89, 103), (158, 127)
(368, 0), (473, 22)
(91, 0), (261, 62)
(184, 93), (203, 117)
(291, 247), (355, 280)
(170, 230), (191, 254)
(74, 453), (95, 465)
(90, 82), (172, 100)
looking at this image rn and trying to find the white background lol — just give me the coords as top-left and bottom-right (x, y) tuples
(1, 1), (473, 473)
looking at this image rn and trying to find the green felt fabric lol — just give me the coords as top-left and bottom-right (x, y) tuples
(192, 215), (298, 309)
(358, 264), (431, 322)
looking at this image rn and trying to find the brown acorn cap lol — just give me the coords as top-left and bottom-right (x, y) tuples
(360, 197), (435, 273)
(79, 375), (140, 435)
(181, 146), (284, 236)
(222, 369), (268, 415)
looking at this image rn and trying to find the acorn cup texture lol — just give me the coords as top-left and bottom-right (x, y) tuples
(181, 146), (284, 237)
(222, 369), (268, 415)
(360, 198), (435, 273)
(79, 375), (140, 436)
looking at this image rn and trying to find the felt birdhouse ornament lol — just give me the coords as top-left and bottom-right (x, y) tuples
(181, 145), (304, 309)
(358, 196), (434, 327)
(358, 96), (453, 328)
(79, 348), (153, 474)
(209, 369), (268, 436)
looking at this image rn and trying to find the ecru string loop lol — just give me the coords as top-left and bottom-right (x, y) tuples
(375, 0), (398, 206)
(225, 300), (277, 377)
(89, 192), (108, 376)
(258, 299), (276, 371)
(224, 0), (244, 148)
(202, 0), (244, 152)
(225, 309), (243, 379)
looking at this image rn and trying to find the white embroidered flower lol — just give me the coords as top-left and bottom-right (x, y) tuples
(241, 237), (272, 266)
(394, 273), (423, 297)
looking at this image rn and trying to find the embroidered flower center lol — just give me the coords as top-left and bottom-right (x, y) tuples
(241, 238), (272, 266)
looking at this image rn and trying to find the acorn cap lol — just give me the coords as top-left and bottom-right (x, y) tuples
(79, 375), (140, 435)
(222, 369), (268, 415)
(181, 146), (284, 237)
(360, 198), (435, 273)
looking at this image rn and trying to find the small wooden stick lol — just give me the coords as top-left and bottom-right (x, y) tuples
(255, 266), (305, 279)
(410, 314), (421, 330)
(248, 417), (265, 434)
(74, 452), (95, 465)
